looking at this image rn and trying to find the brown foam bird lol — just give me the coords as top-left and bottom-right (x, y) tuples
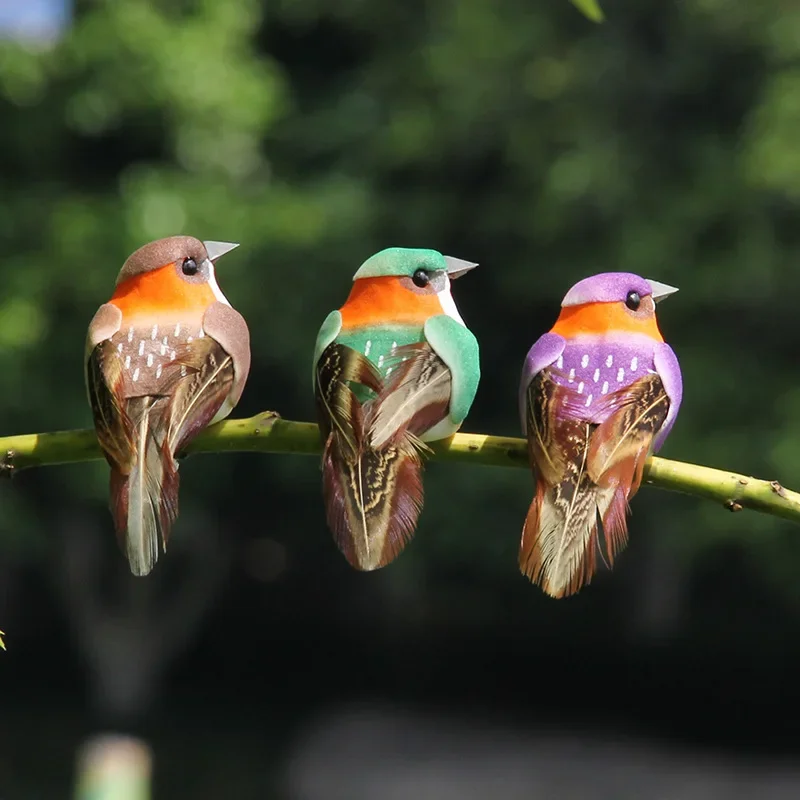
(86, 236), (250, 576)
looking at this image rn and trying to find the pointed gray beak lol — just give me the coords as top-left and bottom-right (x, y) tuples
(204, 241), (240, 263)
(444, 255), (479, 280)
(647, 279), (679, 303)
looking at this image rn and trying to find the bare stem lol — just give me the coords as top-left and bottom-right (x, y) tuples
(0, 411), (797, 523)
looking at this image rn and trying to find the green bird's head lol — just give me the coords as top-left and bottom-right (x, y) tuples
(349, 247), (478, 324)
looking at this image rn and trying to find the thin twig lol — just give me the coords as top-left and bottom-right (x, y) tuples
(0, 411), (798, 523)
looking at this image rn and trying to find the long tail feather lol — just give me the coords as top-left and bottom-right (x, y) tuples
(108, 397), (178, 577)
(322, 435), (424, 570)
(520, 422), (617, 598)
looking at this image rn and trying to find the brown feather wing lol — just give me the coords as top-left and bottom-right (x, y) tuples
(315, 341), (381, 462)
(524, 370), (568, 486)
(586, 373), (670, 560)
(370, 342), (451, 449)
(87, 340), (135, 471)
(587, 373), (670, 486)
(167, 337), (237, 456)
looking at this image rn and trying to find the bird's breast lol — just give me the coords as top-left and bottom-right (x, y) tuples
(336, 324), (424, 378)
(110, 317), (207, 398)
(549, 335), (657, 417)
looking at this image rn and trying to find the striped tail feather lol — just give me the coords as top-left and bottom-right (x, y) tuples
(520, 424), (617, 598)
(322, 434), (424, 570)
(108, 396), (179, 577)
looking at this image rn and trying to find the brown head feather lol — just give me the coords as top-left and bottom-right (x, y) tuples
(116, 236), (210, 285)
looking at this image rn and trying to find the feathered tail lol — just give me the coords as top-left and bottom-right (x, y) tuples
(109, 397), (179, 577)
(519, 427), (619, 598)
(316, 342), (448, 570)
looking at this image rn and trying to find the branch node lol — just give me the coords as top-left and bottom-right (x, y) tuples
(0, 450), (16, 479)
(770, 480), (787, 498)
(724, 500), (743, 513)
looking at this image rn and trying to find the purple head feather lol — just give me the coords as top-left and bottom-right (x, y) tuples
(562, 272), (677, 307)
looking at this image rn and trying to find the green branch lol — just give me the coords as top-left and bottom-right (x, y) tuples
(0, 411), (798, 523)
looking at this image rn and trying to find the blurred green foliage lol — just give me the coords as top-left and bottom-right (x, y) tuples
(0, 0), (798, 605)
(571, 0), (605, 23)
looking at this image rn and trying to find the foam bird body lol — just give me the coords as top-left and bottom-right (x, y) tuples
(313, 247), (480, 570)
(519, 272), (682, 598)
(86, 236), (250, 576)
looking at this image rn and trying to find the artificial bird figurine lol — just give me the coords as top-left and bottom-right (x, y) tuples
(519, 272), (682, 598)
(86, 236), (251, 576)
(313, 247), (480, 571)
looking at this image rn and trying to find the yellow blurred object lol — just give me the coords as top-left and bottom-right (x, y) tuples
(0, 630), (5, 650)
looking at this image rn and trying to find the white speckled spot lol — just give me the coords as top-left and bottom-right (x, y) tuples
(156, 364), (162, 379)
(132, 367), (140, 382)
(117, 343), (123, 353)
(138, 340), (145, 356)
(617, 367), (625, 382)
(581, 354), (589, 368)
(556, 355), (564, 369)
(151, 324), (158, 340)
(593, 368), (600, 382)
(585, 394), (593, 407)
(385, 367), (393, 376)
(124, 355), (131, 369)
(577, 381), (584, 394)
(187, 336), (193, 343)
(198, 328), (205, 338)
(170, 350), (176, 361)
(377, 354), (385, 367)
(631, 357), (638, 372)
(364, 340), (372, 356)
(146, 353), (153, 367)
(162, 336), (168, 345)
(606, 355), (613, 367)
(174, 323), (181, 337)
(391, 341), (397, 351)
(180, 365), (187, 377)
(127, 328), (134, 343)
(601, 381), (609, 394)
(568, 368), (575, 383)
(160, 344), (167, 356)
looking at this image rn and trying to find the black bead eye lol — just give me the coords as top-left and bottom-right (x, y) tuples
(412, 269), (430, 288)
(625, 290), (641, 311)
(182, 257), (198, 276)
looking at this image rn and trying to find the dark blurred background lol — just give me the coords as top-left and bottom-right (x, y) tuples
(2, 0), (800, 797)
